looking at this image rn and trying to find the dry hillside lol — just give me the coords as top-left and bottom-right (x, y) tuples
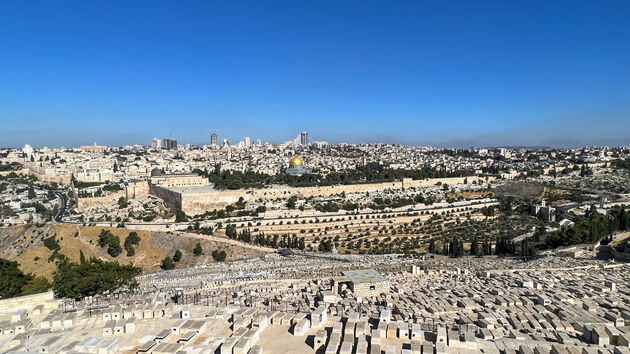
(0, 224), (269, 280)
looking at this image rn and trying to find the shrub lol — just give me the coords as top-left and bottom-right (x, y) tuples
(107, 236), (122, 257)
(43, 236), (60, 251)
(211, 250), (226, 262)
(173, 250), (182, 262)
(161, 257), (175, 270)
(193, 243), (203, 256)
(124, 232), (141, 256)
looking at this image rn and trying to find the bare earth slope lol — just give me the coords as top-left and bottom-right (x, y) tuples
(0, 224), (270, 279)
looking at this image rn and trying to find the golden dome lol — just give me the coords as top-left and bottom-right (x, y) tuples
(289, 156), (303, 166)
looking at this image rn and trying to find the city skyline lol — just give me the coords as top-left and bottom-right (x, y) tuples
(5, 130), (630, 149)
(1, 1), (629, 148)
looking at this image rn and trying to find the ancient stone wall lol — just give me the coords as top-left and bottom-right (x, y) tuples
(150, 184), (182, 213)
(156, 175), (498, 215)
(0, 168), (30, 177)
(26, 165), (71, 185)
(150, 174), (208, 187)
(126, 180), (150, 199)
(76, 190), (126, 210)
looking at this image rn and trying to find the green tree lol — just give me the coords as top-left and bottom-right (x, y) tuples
(193, 243), (203, 256)
(211, 250), (226, 262)
(124, 232), (141, 256)
(118, 196), (129, 209)
(173, 249), (182, 262)
(175, 210), (188, 222)
(20, 277), (52, 295)
(0, 258), (32, 299)
(286, 196), (297, 209)
(520, 238), (535, 257)
(225, 224), (237, 239)
(470, 236), (480, 257)
(161, 257), (175, 270)
(52, 258), (141, 300)
(43, 236), (61, 251)
(318, 239), (333, 252)
(28, 184), (36, 199)
(428, 239), (437, 254)
(98, 229), (114, 247)
(79, 250), (87, 265)
(107, 235), (122, 257)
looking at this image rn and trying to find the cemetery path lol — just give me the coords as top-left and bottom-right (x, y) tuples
(175, 231), (275, 253)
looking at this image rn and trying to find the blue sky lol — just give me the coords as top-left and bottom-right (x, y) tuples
(1, 1), (629, 147)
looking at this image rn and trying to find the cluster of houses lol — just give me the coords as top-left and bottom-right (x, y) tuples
(0, 178), (57, 226)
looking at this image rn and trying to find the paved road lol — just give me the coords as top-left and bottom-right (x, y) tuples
(55, 191), (69, 222)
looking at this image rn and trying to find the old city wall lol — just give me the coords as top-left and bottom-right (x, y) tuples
(0, 168), (30, 177)
(181, 190), (242, 215)
(25, 165), (71, 185)
(150, 184), (182, 213)
(76, 190), (126, 210)
(126, 181), (150, 199)
(249, 181), (402, 200)
(174, 175), (496, 215)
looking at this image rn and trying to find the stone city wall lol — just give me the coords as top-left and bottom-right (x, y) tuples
(0, 168), (30, 177)
(25, 164), (71, 185)
(126, 180), (150, 199)
(0, 291), (57, 314)
(77, 190), (126, 210)
(181, 189), (242, 214)
(164, 175), (496, 215)
(150, 184), (183, 213)
(150, 174), (208, 187)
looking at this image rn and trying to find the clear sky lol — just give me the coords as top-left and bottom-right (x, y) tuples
(1, 1), (629, 148)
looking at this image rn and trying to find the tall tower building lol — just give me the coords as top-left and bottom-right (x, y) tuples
(210, 133), (218, 146)
(300, 132), (308, 145)
(151, 138), (161, 149)
(244, 136), (251, 146)
(162, 138), (178, 150)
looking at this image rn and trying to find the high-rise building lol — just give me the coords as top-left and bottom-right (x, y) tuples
(300, 132), (309, 145)
(151, 138), (161, 149)
(244, 136), (251, 146)
(22, 144), (33, 156)
(162, 138), (178, 150)
(210, 133), (218, 146)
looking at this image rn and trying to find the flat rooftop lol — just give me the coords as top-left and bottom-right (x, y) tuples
(342, 269), (388, 284)
(167, 185), (217, 194)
